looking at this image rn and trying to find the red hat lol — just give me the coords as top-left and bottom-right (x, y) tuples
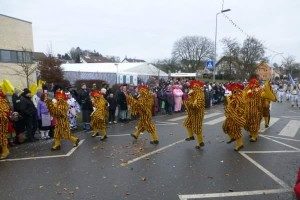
(138, 85), (149, 91)
(90, 90), (102, 98)
(189, 80), (205, 88)
(226, 83), (244, 92)
(248, 74), (260, 88)
(55, 90), (67, 100)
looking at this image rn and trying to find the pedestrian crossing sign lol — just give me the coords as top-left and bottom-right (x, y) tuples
(206, 60), (214, 69)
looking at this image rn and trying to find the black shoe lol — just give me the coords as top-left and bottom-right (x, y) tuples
(226, 138), (236, 144)
(131, 134), (138, 140)
(234, 145), (244, 151)
(265, 124), (269, 128)
(185, 136), (195, 141)
(150, 140), (159, 145)
(199, 142), (205, 147)
(250, 138), (257, 142)
(74, 138), (80, 147)
(100, 135), (107, 141)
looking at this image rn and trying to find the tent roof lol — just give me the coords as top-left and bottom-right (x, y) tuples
(61, 62), (168, 76)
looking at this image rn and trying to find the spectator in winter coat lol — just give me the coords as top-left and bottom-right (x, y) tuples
(165, 86), (174, 115)
(78, 84), (93, 131)
(107, 93), (117, 124)
(12, 89), (26, 142)
(116, 85), (128, 122)
(20, 88), (38, 142)
(37, 93), (51, 139)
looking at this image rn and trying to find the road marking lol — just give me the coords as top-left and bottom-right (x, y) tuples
(168, 112), (221, 122)
(178, 188), (292, 200)
(204, 116), (226, 125)
(263, 135), (300, 142)
(260, 117), (280, 132)
(156, 122), (178, 125)
(123, 139), (185, 165)
(240, 152), (290, 189)
(240, 150), (300, 154)
(0, 139), (85, 162)
(97, 134), (131, 138)
(278, 120), (300, 137)
(260, 135), (300, 151)
(280, 115), (300, 119)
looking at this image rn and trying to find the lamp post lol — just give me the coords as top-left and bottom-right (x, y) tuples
(213, 8), (231, 82)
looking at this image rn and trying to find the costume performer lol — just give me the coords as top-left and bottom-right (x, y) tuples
(244, 75), (264, 142)
(90, 90), (108, 140)
(46, 91), (80, 150)
(0, 89), (11, 159)
(127, 85), (159, 144)
(183, 80), (205, 149)
(222, 83), (246, 151)
(261, 80), (277, 128)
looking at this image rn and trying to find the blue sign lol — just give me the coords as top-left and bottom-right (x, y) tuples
(206, 60), (214, 69)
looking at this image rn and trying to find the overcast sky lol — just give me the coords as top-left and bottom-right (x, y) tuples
(1, 0), (299, 63)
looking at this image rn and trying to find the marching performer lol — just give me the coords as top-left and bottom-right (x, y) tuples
(46, 91), (80, 150)
(127, 85), (159, 144)
(261, 80), (277, 128)
(291, 85), (299, 107)
(244, 75), (263, 142)
(0, 88), (11, 159)
(90, 90), (108, 140)
(222, 83), (246, 151)
(183, 80), (205, 149)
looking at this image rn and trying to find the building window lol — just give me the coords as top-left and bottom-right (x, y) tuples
(0, 50), (11, 62)
(17, 51), (24, 62)
(130, 76), (133, 84)
(10, 51), (18, 62)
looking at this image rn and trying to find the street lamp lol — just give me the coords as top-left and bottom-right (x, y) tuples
(213, 8), (231, 82)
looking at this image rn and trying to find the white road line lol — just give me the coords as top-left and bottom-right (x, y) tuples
(239, 150), (300, 154)
(96, 134), (131, 138)
(168, 112), (222, 122)
(278, 120), (300, 137)
(156, 122), (178, 125)
(260, 135), (300, 151)
(240, 152), (290, 189)
(178, 188), (292, 200)
(260, 117), (280, 132)
(124, 139), (185, 165)
(0, 139), (85, 162)
(204, 116), (226, 125)
(65, 139), (85, 156)
(263, 135), (300, 142)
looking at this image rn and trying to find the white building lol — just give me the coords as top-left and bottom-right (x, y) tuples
(62, 62), (168, 86)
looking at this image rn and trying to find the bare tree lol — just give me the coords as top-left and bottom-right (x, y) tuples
(219, 37), (265, 80)
(239, 37), (265, 78)
(12, 47), (37, 88)
(281, 56), (300, 76)
(172, 36), (214, 72)
(152, 58), (180, 73)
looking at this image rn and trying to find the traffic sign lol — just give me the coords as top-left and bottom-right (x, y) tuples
(206, 60), (214, 69)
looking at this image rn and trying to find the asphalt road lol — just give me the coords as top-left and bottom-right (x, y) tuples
(0, 102), (299, 200)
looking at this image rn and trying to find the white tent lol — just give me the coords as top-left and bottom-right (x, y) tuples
(62, 62), (168, 85)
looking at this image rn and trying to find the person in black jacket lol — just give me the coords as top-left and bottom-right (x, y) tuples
(116, 85), (128, 123)
(19, 88), (38, 142)
(12, 89), (26, 143)
(107, 93), (117, 124)
(78, 84), (93, 131)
